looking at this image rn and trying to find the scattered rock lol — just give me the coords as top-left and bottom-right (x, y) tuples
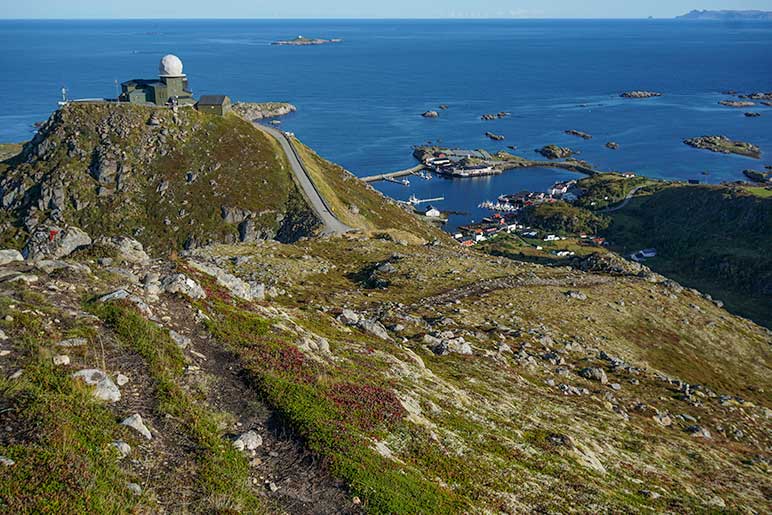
(0, 456), (15, 467)
(358, 318), (391, 341)
(187, 261), (264, 301)
(56, 337), (87, 348)
(685, 425), (712, 439)
(121, 414), (152, 440)
(579, 367), (608, 384)
(112, 440), (131, 458)
(161, 274), (207, 300)
(97, 289), (152, 317)
(606, 142), (619, 150)
(233, 430), (263, 451)
(565, 290), (587, 301)
(0, 249), (23, 266)
(640, 489), (661, 500)
(53, 355), (70, 366)
(127, 482), (142, 496)
(422, 111), (439, 118)
(169, 330), (191, 349)
(744, 112), (761, 118)
(72, 369), (121, 402)
(116, 373), (130, 386)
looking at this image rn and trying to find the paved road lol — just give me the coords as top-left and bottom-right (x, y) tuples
(256, 124), (354, 235)
(601, 186), (645, 213)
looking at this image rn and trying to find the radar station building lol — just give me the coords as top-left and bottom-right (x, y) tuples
(119, 55), (196, 106)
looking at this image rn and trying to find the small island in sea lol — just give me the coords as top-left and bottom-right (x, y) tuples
(272, 35), (343, 46)
(684, 135), (761, 159)
(676, 10), (772, 21)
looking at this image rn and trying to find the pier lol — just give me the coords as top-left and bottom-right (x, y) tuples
(360, 164), (427, 183)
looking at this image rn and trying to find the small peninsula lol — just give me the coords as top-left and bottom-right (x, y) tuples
(272, 36), (343, 46)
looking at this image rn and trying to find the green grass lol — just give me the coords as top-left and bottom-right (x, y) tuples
(519, 201), (610, 235)
(88, 300), (263, 513)
(1, 104), (309, 256)
(0, 297), (139, 513)
(196, 292), (466, 514)
(742, 185), (772, 198)
(574, 173), (663, 210)
(292, 139), (443, 243)
(604, 184), (772, 327)
(0, 142), (23, 162)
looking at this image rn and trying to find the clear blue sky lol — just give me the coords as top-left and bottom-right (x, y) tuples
(2, 0), (771, 19)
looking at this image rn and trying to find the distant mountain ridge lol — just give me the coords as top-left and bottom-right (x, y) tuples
(677, 9), (772, 20)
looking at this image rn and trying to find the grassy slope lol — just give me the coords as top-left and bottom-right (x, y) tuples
(189, 238), (771, 513)
(0, 104), (307, 254)
(292, 140), (443, 243)
(0, 143), (23, 162)
(603, 185), (772, 327)
(0, 277), (263, 512)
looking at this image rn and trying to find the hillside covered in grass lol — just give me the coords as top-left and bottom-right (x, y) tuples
(0, 233), (768, 512)
(604, 184), (772, 327)
(0, 105), (769, 513)
(0, 104), (443, 256)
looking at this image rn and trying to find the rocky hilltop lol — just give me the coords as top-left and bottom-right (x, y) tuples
(0, 104), (769, 514)
(0, 104), (319, 254)
(232, 102), (297, 121)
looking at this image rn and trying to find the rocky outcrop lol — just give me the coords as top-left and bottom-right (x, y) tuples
(620, 91), (662, 99)
(232, 102), (297, 121)
(0, 250), (23, 266)
(96, 236), (150, 265)
(271, 37), (343, 46)
(481, 112), (509, 120)
(719, 100), (755, 108)
(684, 136), (761, 159)
(71, 369), (121, 402)
(485, 132), (505, 141)
(188, 260), (265, 302)
(22, 225), (91, 261)
(161, 274), (207, 300)
(537, 145), (575, 160)
(565, 130), (592, 140)
(571, 253), (656, 279)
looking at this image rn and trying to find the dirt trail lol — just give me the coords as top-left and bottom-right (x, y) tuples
(161, 297), (358, 514)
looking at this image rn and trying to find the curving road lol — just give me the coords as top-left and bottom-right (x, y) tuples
(255, 124), (354, 235)
(601, 186), (645, 213)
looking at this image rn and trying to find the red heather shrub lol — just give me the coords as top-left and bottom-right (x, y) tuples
(326, 383), (405, 431)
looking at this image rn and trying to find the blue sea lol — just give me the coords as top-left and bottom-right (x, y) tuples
(1, 19), (771, 228)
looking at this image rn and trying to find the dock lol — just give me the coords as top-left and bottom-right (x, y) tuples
(361, 164), (427, 183)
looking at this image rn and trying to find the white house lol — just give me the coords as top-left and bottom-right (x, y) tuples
(424, 205), (441, 218)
